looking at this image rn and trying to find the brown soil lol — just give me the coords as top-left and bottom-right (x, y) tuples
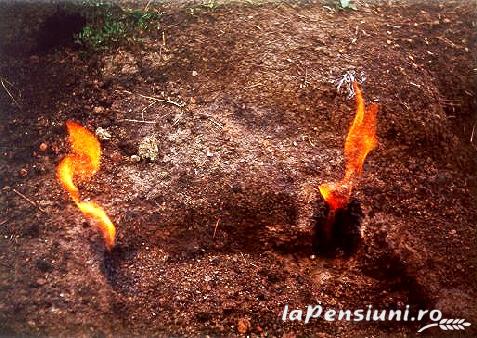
(1, 1), (476, 337)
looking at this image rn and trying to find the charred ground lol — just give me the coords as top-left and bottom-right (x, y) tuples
(0, 0), (476, 336)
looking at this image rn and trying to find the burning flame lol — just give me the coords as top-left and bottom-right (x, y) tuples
(319, 82), (378, 210)
(57, 121), (116, 250)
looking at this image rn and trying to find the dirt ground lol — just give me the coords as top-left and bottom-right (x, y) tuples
(0, 0), (476, 336)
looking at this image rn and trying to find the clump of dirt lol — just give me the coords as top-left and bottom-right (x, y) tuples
(138, 135), (159, 161)
(0, 0), (476, 337)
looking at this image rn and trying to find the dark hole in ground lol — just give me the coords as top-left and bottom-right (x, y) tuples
(312, 196), (362, 257)
(36, 9), (86, 53)
(0, 2), (88, 56)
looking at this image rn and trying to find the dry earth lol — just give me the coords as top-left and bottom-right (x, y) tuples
(0, 0), (476, 336)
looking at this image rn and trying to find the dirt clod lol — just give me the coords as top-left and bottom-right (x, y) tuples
(18, 168), (28, 177)
(138, 135), (159, 161)
(237, 317), (251, 334)
(39, 143), (48, 152)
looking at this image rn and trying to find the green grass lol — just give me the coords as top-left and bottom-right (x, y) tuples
(188, 0), (222, 15)
(76, 1), (161, 49)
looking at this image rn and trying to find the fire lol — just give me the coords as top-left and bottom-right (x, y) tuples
(57, 121), (116, 250)
(319, 82), (378, 210)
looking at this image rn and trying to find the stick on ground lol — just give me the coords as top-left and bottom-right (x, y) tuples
(213, 218), (221, 239)
(9, 187), (46, 213)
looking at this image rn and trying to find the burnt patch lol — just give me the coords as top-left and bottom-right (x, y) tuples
(102, 243), (139, 292)
(312, 196), (362, 258)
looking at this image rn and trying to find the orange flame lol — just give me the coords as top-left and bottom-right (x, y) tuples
(319, 82), (378, 210)
(57, 121), (116, 250)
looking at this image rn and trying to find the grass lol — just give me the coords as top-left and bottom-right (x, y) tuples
(188, 0), (221, 15)
(76, 1), (161, 49)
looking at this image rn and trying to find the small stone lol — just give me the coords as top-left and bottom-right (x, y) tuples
(206, 149), (213, 157)
(36, 278), (47, 286)
(237, 318), (251, 334)
(192, 70), (198, 77)
(93, 106), (105, 114)
(95, 127), (112, 140)
(39, 143), (48, 152)
(138, 135), (159, 161)
(19, 168), (28, 177)
(131, 155), (141, 162)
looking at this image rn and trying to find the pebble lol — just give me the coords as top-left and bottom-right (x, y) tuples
(131, 155), (141, 162)
(93, 106), (105, 114)
(237, 318), (251, 334)
(39, 143), (48, 152)
(19, 168), (28, 177)
(95, 127), (112, 140)
(138, 135), (159, 161)
(36, 278), (47, 286)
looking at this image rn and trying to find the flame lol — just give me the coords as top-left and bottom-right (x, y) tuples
(57, 121), (116, 250)
(319, 82), (378, 210)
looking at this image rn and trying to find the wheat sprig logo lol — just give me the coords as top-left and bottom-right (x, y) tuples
(417, 318), (471, 333)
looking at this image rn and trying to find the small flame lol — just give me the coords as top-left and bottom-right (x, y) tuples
(319, 82), (378, 210)
(57, 121), (116, 250)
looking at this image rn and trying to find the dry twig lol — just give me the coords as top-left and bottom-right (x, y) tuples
(0, 77), (20, 107)
(119, 119), (157, 124)
(144, 0), (153, 11)
(9, 187), (46, 213)
(121, 90), (185, 108)
(471, 122), (476, 143)
(141, 101), (157, 121)
(471, 121), (476, 151)
(213, 218), (220, 239)
(137, 92), (185, 108)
